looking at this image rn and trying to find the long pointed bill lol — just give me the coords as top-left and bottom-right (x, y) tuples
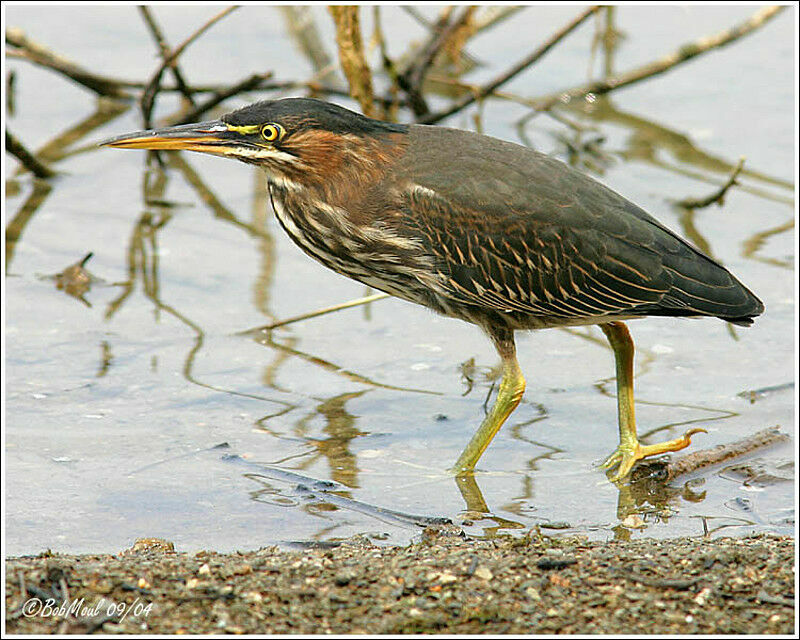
(99, 120), (239, 155)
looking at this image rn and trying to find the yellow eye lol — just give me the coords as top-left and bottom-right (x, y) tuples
(260, 123), (284, 142)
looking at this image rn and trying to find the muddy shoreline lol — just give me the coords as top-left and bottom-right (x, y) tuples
(5, 528), (794, 634)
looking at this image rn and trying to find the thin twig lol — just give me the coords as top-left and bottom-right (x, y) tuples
(5, 37), (401, 108)
(141, 6), (239, 127)
(472, 6), (526, 34)
(675, 157), (746, 209)
(527, 5), (786, 113)
(5, 28), (131, 98)
(279, 6), (340, 87)
(170, 72), (274, 125)
(400, 6), (474, 117)
(737, 381), (794, 404)
(6, 69), (16, 115)
(239, 293), (390, 334)
(402, 6), (436, 29)
(5, 130), (56, 178)
(419, 6), (600, 124)
(156, 77), (405, 107)
(159, 7), (240, 77)
(138, 7), (197, 107)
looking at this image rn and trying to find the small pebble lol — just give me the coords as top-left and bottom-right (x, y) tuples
(537, 556), (577, 570)
(473, 566), (493, 581)
(621, 514), (646, 529)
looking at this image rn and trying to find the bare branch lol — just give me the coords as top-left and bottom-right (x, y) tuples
(529, 5), (786, 113)
(141, 6), (239, 126)
(279, 6), (340, 87)
(6, 24), (402, 113)
(472, 6), (526, 34)
(5, 130), (56, 178)
(400, 6), (475, 117)
(419, 6), (600, 124)
(6, 69), (16, 115)
(5, 27), (131, 98)
(170, 72), (274, 125)
(656, 427), (789, 482)
(138, 7), (197, 107)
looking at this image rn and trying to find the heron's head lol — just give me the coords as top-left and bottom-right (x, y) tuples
(102, 97), (409, 185)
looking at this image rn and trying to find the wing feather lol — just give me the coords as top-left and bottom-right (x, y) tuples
(388, 125), (763, 325)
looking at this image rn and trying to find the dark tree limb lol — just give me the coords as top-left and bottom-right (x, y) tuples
(6, 69), (16, 115)
(5, 130), (56, 178)
(6, 25), (403, 114)
(419, 6), (600, 124)
(399, 6), (475, 117)
(141, 6), (239, 127)
(5, 28), (131, 98)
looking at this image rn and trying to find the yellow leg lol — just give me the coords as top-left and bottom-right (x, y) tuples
(452, 329), (526, 474)
(599, 321), (706, 482)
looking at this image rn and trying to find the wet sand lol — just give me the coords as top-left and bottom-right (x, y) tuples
(5, 528), (794, 634)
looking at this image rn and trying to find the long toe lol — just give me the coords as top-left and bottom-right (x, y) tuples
(602, 428), (707, 482)
(637, 428), (707, 459)
(599, 448), (624, 470)
(604, 448), (641, 482)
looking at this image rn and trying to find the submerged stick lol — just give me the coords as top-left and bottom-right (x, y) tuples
(637, 427), (790, 482)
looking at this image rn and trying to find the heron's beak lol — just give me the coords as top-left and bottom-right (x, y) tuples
(100, 120), (236, 154)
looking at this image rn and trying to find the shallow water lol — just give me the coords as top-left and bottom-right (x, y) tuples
(4, 6), (795, 555)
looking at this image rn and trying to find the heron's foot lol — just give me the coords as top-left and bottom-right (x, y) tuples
(600, 428), (707, 482)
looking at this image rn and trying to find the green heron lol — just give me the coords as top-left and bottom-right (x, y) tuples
(102, 98), (763, 481)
